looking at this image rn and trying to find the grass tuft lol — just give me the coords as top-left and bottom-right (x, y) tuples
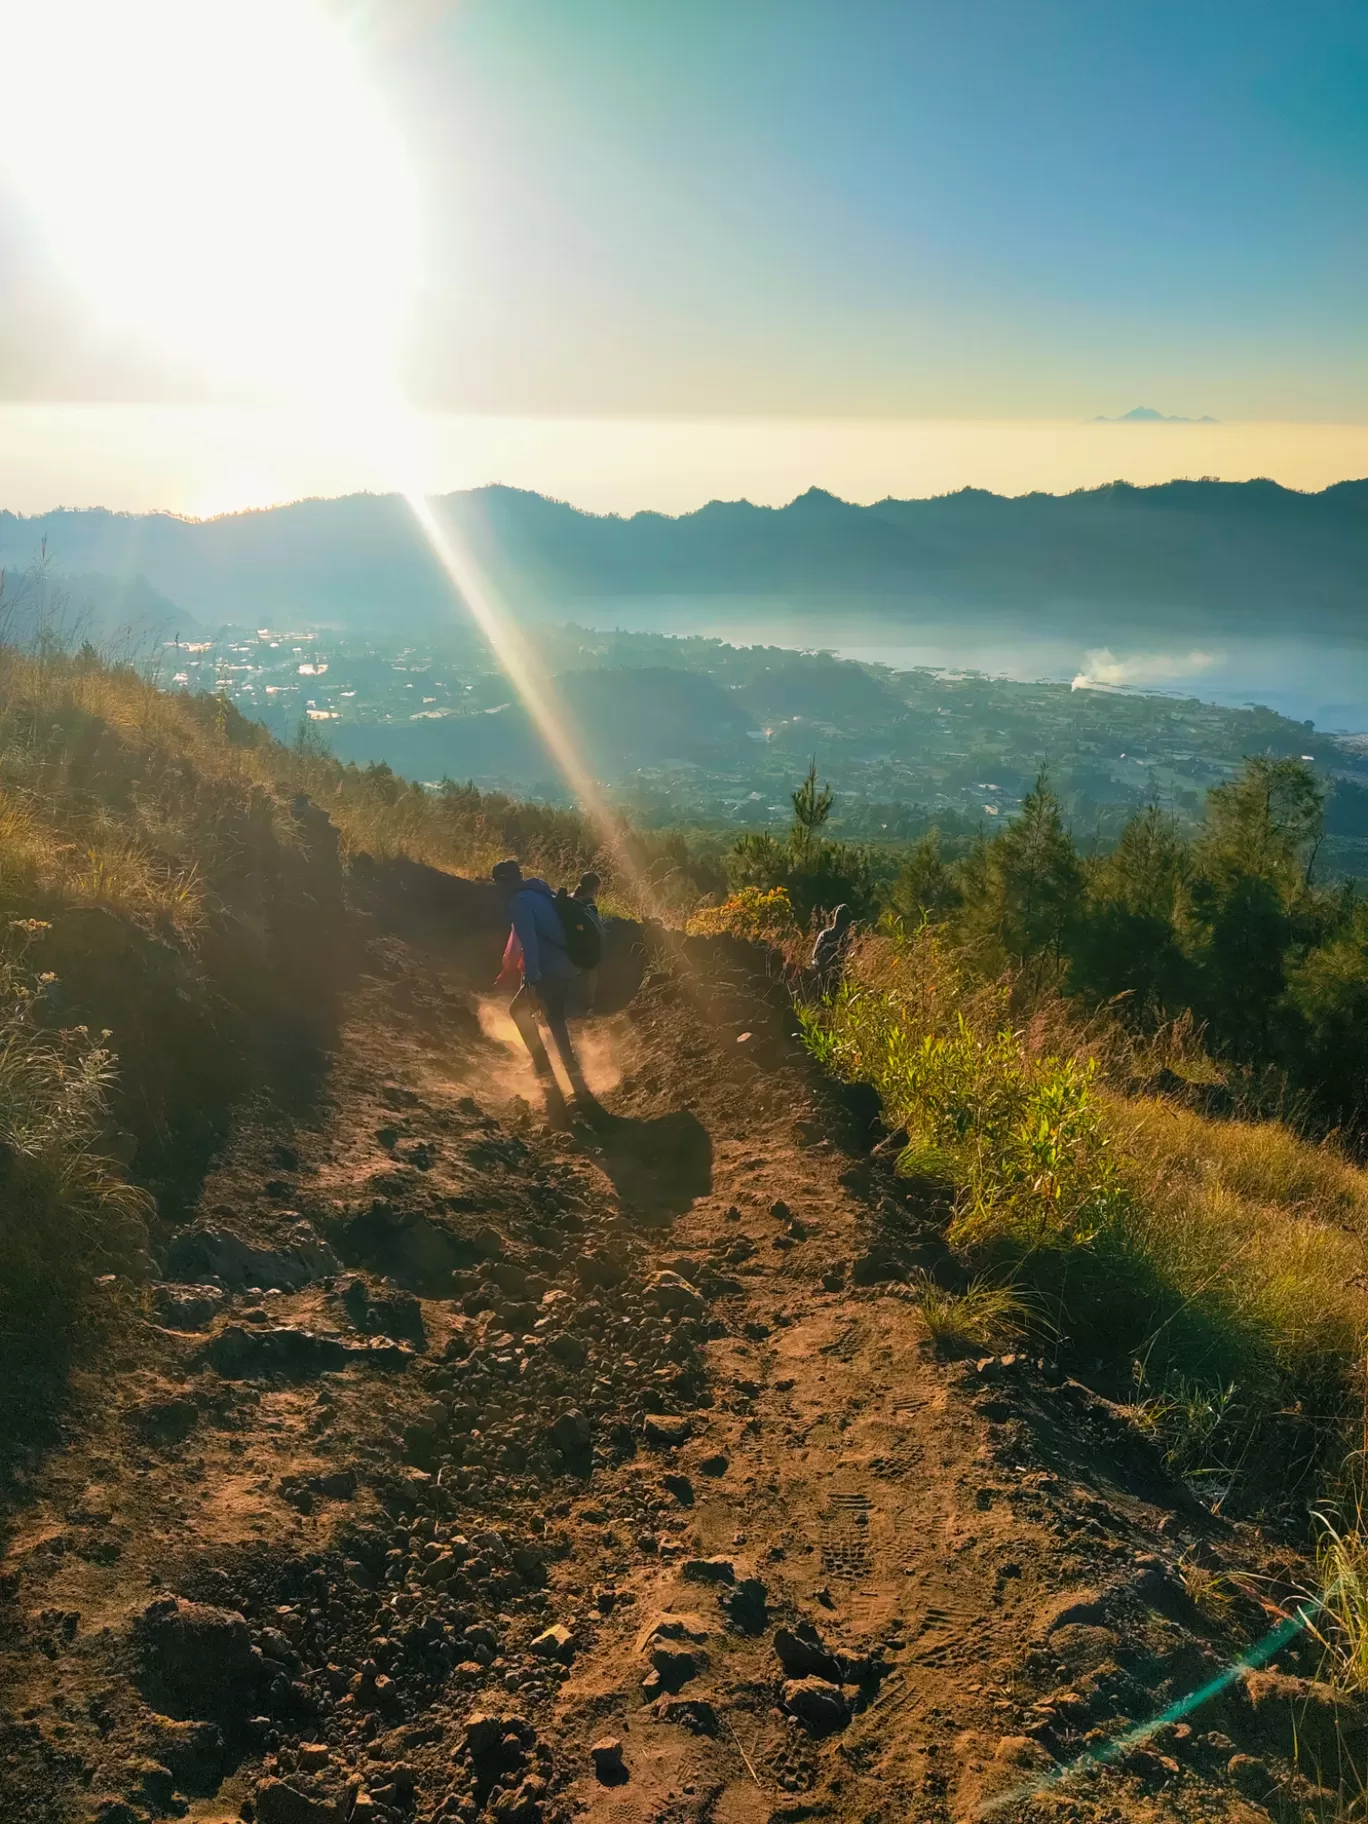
(915, 1273), (1032, 1356)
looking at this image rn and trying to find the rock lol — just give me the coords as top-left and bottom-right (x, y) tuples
(134, 1597), (256, 1714)
(662, 1473), (694, 1506)
(549, 1411), (591, 1455)
(203, 1325), (346, 1378)
(639, 1612), (712, 1647)
(142, 1715), (224, 1787)
(490, 1776), (543, 1824)
(529, 1624), (575, 1662)
(548, 1333), (588, 1368)
(782, 1677), (850, 1733)
(151, 1283), (226, 1330)
(316, 1468), (358, 1499)
(644, 1271), (706, 1319)
(464, 1713), (504, 1755)
(1031, 1589), (1107, 1641)
(167, 1221), (338, 1291)
(576, 1251), (626, 1290)
(126, 1759), (176, 1808)
(650, 1645), (703, 1691)
(682, 1557), (735, 1585)
(820, 1267), (846, 1292)
(697, 1453), (729, 1477)
(124, 1397), (199, 1444)
(851, 1245), (906, 1286)
(773, 1626), (842, 1684)
(1228, 1754), (1272, 1800)
(201, 1325), (408, 1379)
(591, 1738), (626, 1782)
(655, 1696), (718, 1734)
(341, 1278), (426, 1347)
(255, 1779), (342, 1824)
(89, 1803), (142, 1824)
(643, 1413), (691, 1447)
(722, 1578), (769, 1635)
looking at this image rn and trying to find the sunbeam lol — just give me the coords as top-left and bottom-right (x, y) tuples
(403, 489), (658, 912)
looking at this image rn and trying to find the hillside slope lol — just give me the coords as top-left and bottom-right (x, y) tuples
(1, 863), (1356, 1824)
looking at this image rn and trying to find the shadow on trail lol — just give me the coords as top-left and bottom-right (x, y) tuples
(583, 1106), (712, 1226)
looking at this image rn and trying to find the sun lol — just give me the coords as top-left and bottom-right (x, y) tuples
(0, 0), (419, 403)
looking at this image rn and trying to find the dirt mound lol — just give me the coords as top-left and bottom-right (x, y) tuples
(0, 882), (1355, 1824)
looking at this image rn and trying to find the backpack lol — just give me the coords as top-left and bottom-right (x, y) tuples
(553, 889), (603, 971)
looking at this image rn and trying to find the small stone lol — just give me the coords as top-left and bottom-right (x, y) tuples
(591, 1737), (625, 1781)
(723, 1577), (769, 1635)
(296, 1743), (330, 1770)
(681, 1557), (735, 1585)
(254, 1778), (342, 1824)
(650, 1645), (704, 1690)
(464, 1713), (502, 1755)
(548, 1411), (591, 1454)
(644, 1271), (706, 1319)
(782, 1677), (850, 1733)
(662, 1473), (695, 1506)
(643, 1413), (691, 1447)
(529, 1624), (575, 1663)
(697, 1453), (729, 1477)
(655, 1696), (719, 1735)
(773, 1626), (841, 1683)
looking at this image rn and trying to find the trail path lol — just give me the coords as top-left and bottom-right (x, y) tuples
(0, 916), (1334, 1824)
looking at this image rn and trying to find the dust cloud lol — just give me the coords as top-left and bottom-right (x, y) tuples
(474, 994), (623, 1104)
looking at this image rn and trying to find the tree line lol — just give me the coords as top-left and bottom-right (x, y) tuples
(726, 757), (1368, 1135)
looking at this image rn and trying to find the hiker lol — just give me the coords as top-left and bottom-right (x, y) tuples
(811, 902), (855, 995)
(570, 872), (604, 1013)
(491, 858), (601, 1106)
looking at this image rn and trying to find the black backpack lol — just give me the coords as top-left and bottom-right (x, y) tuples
(553, 889), (603, 971)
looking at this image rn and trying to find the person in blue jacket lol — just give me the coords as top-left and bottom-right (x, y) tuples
(492, 858), (591, 1103)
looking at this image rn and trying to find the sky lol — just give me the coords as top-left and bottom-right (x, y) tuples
(0, 0), (1366, 513)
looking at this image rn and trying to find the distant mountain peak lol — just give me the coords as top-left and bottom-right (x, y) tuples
(1092, 406), (1219, 423)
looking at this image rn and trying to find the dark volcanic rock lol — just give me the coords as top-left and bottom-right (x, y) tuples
(166, 1220), (338, 1291)
(254, 1778), (342, 1823)
(201, 1325), (408, 1379)
(151, 1283), (226, 1330)
(773, 1625), (842, 1684)
(134, 1597), (256, 1714)
(783, 1677), (850, 1733)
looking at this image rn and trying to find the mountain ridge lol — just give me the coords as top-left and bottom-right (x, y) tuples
(2, 474), (1367, 634)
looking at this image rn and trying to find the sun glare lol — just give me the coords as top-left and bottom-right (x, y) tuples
(0, 0), (418, 401)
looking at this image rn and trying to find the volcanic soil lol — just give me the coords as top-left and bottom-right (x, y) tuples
(0, 904), (1349, 1824)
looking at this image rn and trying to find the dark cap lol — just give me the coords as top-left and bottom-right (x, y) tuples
(491, 859), (522, 886)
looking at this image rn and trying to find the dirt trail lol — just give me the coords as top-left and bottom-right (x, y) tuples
(0, 914), (1344, 1824)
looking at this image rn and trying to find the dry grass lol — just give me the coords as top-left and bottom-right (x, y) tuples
(1309, 1511), (1368, 1697)
(804, 921), (1368, 1510)
(916, 1274), (1032, 1355)
(1109, 1094), (1368, 1396)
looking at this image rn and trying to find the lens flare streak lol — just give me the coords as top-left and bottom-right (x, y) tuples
(403, 491), (651, 900)
(974, 1601), (1318, 1817)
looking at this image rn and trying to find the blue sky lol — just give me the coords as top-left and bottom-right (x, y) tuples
(388, 0), (1368, 417)
(0, 0), (1364, 433)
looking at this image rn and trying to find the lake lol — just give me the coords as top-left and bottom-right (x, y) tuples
(564, 595), (1368, 734)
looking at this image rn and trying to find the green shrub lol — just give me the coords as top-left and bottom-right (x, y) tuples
(801, 923), (1368, 1513)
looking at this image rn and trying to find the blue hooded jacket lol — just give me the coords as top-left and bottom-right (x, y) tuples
(509, 878), (577, 986)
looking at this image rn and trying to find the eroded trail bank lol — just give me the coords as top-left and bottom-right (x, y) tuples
(0, 912), (1346, 1824)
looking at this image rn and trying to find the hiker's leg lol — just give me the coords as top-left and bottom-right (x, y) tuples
(509, 984), (554, 1079)
(539, 979), (589, 1097)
